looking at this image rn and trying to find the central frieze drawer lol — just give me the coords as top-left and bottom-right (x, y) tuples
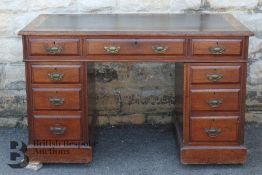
(28, 38), (81, 56)
(32, 87), (81, 110)
(190, 89), (240, 111)
(192, 39), (242, 56)
(85, 39), (185, 55)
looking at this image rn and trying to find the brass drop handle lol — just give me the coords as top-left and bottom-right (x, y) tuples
(49, 97), (64, 106)
(50, 125), (66, 135)
(208, 46), (225, 54)
(207, 99), (223, 108)
(104, 46), (120, 54)
(205, 128), (221, 138)
(207, 73), (223, 82)
(152, 45), (168, 54)
(48, 73), (64, 81)
(45, 45), (63, 54)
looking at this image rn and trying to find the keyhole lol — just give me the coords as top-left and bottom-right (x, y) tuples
(133, 40), (139, 48)
(53, 41), (56, 45)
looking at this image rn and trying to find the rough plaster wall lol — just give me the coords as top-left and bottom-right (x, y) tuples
(0, 0), (261, 127)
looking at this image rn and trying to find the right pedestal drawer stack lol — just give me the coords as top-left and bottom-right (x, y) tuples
(179, 62), (247, 164)
(189, 63), (244, 143)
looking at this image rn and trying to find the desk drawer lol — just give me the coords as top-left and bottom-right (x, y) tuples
(192, 39), (242, 56)
(29, 38), (80, 56)
(33, 117), (81, 140)
(190, 64), (241, 84)
(31, 64), (82, 84)
(190, 89), (240, 111)
(85, 39), (185, 55)
(32, 87), (81, 110)
(190, 117), (239, 142)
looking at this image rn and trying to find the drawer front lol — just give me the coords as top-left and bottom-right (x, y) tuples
(33, 117), (81, 140)
(86, 39), (185, 55)
(192, 39), (242, 56)
(31, 64), (81, 83)
(190, 64), (241, 84)
(190, 117), (239, 142)
(190, 89), (240, 111)
(29, 38), (80, 56)
(32, 88), (81, 110)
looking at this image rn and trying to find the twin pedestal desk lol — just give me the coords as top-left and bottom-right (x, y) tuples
(19, 14), (253, 164)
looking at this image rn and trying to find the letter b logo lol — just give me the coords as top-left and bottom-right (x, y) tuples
(8, 141), (28, 168)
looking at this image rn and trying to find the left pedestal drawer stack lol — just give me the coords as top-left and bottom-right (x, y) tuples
(25, 62), (92, 163)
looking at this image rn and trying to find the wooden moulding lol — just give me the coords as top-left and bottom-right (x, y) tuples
(26, 145), (92, 163)
(180, 145), (247, 164)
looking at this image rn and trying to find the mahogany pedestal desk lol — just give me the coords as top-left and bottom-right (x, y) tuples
(18, 14), (253, 164)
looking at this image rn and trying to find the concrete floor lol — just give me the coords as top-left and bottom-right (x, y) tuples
(0, 123), (261, 175)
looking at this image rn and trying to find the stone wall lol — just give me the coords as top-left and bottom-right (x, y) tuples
(0, 0), (261, 127)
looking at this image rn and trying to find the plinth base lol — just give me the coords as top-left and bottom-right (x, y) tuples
(26, 145), (92, 163)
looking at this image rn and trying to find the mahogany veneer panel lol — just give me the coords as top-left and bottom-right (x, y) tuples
(26, 145), (92, 163)
(190, 89), (240, 111)
(33, 117), (81, 141)
(181, 146), (247, 164)
(192, 39), (242, 56)
(31, 64), (82, 83)
(190, 116), (239, 143)
(32, 87), (81, 110)
(190, 64), (241, 84)
(29, 38), (81, 56)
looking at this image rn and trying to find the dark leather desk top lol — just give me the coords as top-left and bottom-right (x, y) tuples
(19, 14), (253, 36)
